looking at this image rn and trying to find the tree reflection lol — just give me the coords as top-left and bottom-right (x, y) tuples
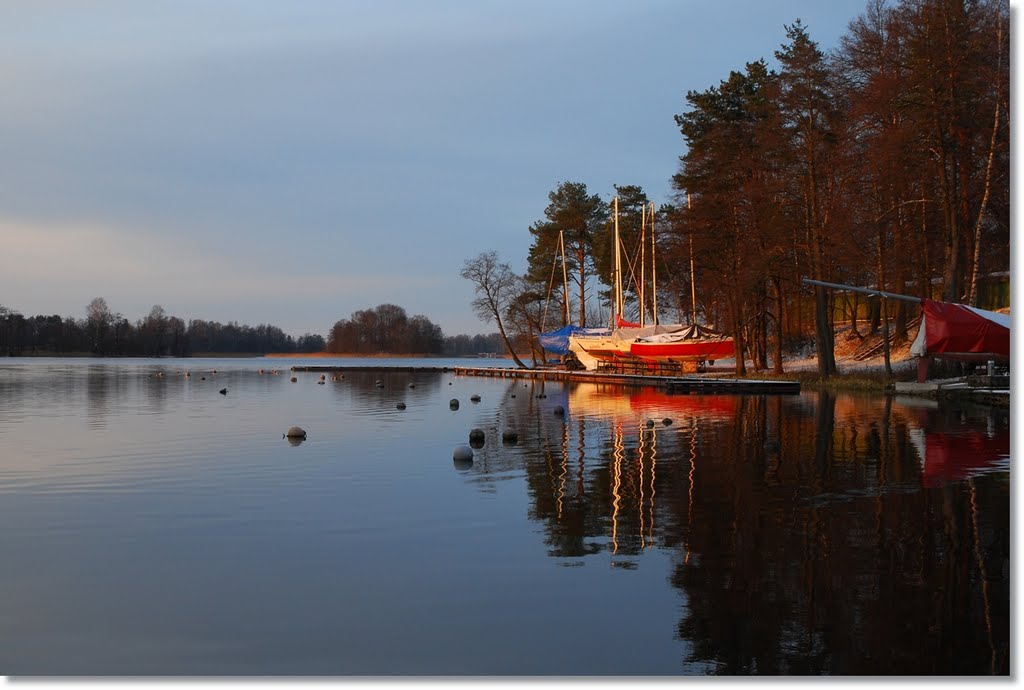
(486, 382), (1009, 675)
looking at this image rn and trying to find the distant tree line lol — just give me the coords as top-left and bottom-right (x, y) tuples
(463, 0), (1009, 376)
(0, 297), (325, 356)
(325, 303), (507, 356)
(0, 297), (508, 358)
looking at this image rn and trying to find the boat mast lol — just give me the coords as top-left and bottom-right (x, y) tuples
(639, 203), (646, 327)
(559, 230), (570, 325)
(613, 195), (623, 325)
(650, 202), (657, 326)
(687, 193), (697, 325)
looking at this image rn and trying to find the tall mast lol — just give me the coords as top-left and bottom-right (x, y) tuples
(687, 193), (697, 325)
(650, 202), (657, 326)
(559, 230), (570, 325)
(639, 203), (646, 327)
(613, 195), (622, 323)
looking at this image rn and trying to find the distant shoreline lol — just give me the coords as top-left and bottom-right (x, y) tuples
(262, 352), (515, 359)
(4, 351), (515, 359)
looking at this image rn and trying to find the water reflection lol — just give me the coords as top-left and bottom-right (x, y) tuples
(0, 361), (1008, 675)
(458, 382), (1009, 675)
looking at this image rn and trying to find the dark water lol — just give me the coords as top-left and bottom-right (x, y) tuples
(0, 358), (1010, 675)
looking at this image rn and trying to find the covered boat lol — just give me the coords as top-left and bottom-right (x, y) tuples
(568, 322), (684, 371)
(629, 323), (734, 365)
(909, 299), (1010, 362)
(537, 324), (610, 357)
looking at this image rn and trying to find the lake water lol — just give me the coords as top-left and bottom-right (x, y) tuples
(0, 357), (1010, 676)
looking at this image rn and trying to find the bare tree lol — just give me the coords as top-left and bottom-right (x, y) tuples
(85, 297), (113, 354)
(461, 251), (527, 368)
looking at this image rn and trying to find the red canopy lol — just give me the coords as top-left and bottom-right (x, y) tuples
(910, 299), (1010, 361)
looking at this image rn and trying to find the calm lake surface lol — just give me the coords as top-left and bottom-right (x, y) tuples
(0, 357), (1009, 676)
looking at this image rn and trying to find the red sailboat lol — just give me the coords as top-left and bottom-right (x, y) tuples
(629, 323), (734, 365)
(628, 193), (734, 369)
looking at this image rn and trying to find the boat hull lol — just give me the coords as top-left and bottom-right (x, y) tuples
(630, 338), (734, 363)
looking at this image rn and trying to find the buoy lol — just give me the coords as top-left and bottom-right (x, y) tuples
(645, 419), (655, 428)
(453, 449), (473, 472)
(510, 393), (516, 398)
(291, 377), (297, 383)
(409, 383), (416, 389)
(453, 445), (474, 461)
(219, 388), (227, 395)
(553, 405), (565, 416)
(285, 426), (307, 438)
(662, 418), (673, 426)
(502, 430), (518, 444)
(470, 394), (481, 403)
(201, 376), (206, 381)
(468, 428), (485, 447)
(318, 380), (325, 385)
(449, 399), (459, 409)
(396, 402), (406, 410)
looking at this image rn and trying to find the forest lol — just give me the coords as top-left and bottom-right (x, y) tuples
(0, 297), (326, 357)
(464, 0), (1010, 376)
(0, 297), (505, 358)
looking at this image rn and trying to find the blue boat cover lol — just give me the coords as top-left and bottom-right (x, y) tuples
(537, 325), (609, 355)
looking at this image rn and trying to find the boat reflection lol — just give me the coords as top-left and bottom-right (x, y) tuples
(472, 382), (1009, 674)
(902, 409), (1010, 488)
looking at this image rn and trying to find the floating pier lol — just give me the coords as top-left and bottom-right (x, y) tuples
(290, 364), (800, 395)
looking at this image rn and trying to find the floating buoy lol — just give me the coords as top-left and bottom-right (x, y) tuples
(219, 388), (228, 395)
(510, 393), (516, 398)
(318, 380), (325, 385)
(409, 383), (416, 389)
(449, 399), (459, 409)
(470, 394), (481, 403)
(468, 428), (485, 447)
(502, 430), (518, 445)
(291, 377), (297, 383)
(396, 402), (406, 410)
(553, 406), (565, 416)
(662, 418), (673, 426)
(201, 376), (206, 381)
(453, 448), (473, 472)
(285, 426), (307, 438)
(645, 419), (655, 428)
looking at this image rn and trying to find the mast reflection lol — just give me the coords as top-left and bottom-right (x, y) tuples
(475, 380), (1008, 674)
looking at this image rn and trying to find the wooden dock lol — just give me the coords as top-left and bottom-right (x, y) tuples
(291, 364), (801, 395)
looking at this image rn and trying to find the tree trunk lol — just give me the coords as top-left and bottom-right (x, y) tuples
(773, 276), (784, 374)
(966, 17), (1002, 306)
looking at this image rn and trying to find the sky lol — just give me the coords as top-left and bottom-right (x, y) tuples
(0, 0), (914, 338)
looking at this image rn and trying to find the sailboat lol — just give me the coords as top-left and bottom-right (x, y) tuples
(628, 194), (734, 370)
(565, 197), (684, 370)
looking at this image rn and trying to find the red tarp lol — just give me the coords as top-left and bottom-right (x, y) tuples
(911, 298), (1010, 361)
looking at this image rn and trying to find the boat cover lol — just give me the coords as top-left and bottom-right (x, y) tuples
(537, 325), (609, 355)
(909, 299), (1010, 361)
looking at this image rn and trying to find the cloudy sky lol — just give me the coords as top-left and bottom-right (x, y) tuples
(2, 0), (876, 337)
